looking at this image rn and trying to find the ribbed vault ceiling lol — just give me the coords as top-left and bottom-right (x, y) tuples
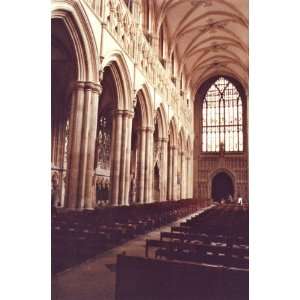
(153, 0), (248, 92)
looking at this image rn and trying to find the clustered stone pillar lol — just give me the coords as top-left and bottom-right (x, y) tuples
(167, 145), (178, 201)
(63, 80), (192, 208)
(186, 155), (191, 199)
(144, 126), (154, 203)
(123, 111), (134, 206)
(137, 127), (146, 203)
(84, 82), (102, 209)
(110, 110), (123, 206)
(180, 151), (185, 200)
(172, 146), (178, 201)
(167, 144), (173, 200)
(160, 138), (168, 201)
(65, 81), (101, 210)
(110, 109), (134, 206)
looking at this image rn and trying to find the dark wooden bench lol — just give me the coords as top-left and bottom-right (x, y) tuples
(116, 254), (248, 300)
(145, 239), (248, 269)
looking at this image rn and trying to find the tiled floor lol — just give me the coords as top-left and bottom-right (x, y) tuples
(52, 207), (211, 300)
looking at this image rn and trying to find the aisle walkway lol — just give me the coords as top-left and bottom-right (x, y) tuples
(52, 206), (212, 300)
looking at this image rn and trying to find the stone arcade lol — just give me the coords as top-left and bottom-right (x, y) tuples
(51, 0), (248, 209)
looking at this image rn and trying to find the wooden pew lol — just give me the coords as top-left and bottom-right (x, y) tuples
(116, 255), (249, 300)
(145, 239), (249, 269)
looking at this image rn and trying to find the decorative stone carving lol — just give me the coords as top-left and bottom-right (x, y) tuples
(102, 0), (193, 137)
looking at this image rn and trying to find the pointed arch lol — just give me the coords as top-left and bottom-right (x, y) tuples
(209, 168), (237, 200)
(135, 83), (154, 128)
(51, 0), (98, 82)
(169, 117), (178, 147)
(178, 128), (187, 152)
(102, 51), (133, 111)
(155, 103), (168, 140)
(192, 71), (248, 99)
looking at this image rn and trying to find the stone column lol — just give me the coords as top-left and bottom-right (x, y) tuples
(77, 84), (93, 209)
(172, 146), (178, 201)
(65, 81), (85, 209)
(110, 110), (123, 206)
(186, 155), (190, 199)
(118, 110), (134, 206)
(118, 111), (128, 206)
(160, 138), (168, 201)
(84, 82), (102, 209)
(137, 127), (146, 203)
(144, 127), (154, 203)
(167, 144), (173, 200)
(180, 151), (185, 200)
(190, 153), (193, 199)
(123, 110), (134, 206)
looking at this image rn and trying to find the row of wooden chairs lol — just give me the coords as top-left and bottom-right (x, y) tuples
(115, 254), (249, 300)
(52, 198), (204, 274)
(143, 203), (249, 270)
(146, 238), (248, 269)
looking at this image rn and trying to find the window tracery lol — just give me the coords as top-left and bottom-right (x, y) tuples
(202, 77), (243, 152)
(96, 115), (112, 170)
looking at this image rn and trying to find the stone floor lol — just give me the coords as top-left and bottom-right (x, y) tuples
(52, 206), (212, 300)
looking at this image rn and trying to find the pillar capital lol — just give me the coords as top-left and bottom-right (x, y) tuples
(72, 81), (102, 94)
(72, 80), (86, 91)
(113, 109), (125, 117)
(113, 109), (135, 118)
(84, 81), (99, 92)
(122, 109), (135, 119)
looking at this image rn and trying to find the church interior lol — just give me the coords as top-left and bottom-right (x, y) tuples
(51, 0), (249, 299)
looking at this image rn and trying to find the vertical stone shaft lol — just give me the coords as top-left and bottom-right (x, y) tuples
(65, 82), (85, 209)
(137, 128), (146, 203)
(172, 146), (178, 201)
(144, 127), (153, 203)
(77, 86), (92, 208)
(180, 151), (185, 200)
(167, 144), (173, 200)
(110, 110), (123, 206)
(161, 138), (168, 201)
(186, 156), (190, 199)
(123, 111), (134, 206)
(84, 83), (101, 209)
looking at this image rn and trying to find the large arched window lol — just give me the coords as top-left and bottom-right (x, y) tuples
(202, 77), (243, 152)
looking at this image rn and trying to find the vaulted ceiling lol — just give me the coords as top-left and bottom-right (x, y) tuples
(153, 0), (248, 92)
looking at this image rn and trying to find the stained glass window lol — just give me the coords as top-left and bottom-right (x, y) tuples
(202, 77), (243, 152)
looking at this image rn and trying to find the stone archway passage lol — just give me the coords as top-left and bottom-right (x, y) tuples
(211, 172), (234, 202)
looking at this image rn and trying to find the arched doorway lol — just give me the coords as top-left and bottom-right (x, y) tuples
(211, 172), (234, 202)
(96, 54), (133, 207)
(51, 18), (77, 208)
